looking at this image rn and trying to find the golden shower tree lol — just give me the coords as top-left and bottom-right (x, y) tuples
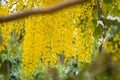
(0, 0), (120, 80)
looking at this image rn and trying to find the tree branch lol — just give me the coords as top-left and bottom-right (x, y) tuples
(0, 0), (89, 23)
(84, 64), (114, 80)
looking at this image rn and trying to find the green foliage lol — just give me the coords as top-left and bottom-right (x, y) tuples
(0, 60), (12, 80)
(103, 0), (113, 4)
(93, 24), (103, 39)
(0, 35), (22, 80)
(32, 54), (120, 80)
(104, 18), (120, 31)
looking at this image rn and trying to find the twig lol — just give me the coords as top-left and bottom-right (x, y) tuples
(97, 0), (107, 53)
(0, 0), (89, 23)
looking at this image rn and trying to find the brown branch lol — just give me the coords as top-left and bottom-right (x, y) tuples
(88, 66), (109, 80)
(0, 0), (89, 23)
(84, 64), (114, 80)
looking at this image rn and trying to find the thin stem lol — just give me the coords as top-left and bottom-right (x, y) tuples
(97, 0), (107, 53)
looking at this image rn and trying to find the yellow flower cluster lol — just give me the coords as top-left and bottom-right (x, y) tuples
(104, 30), (120, 63)
(20, 0), (95, 78)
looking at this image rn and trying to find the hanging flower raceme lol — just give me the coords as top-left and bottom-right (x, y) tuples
(20, 0), (95, 78)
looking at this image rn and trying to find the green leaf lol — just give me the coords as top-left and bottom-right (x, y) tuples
(103, 0), (113, 4)
(93, 24), (103, 39)
(0, 35), (3, 46)
(0, 57), (2, 63)
(104, 19), (119, 26)
(0, 60), (12, 80)
(104, 18), (120, 31)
